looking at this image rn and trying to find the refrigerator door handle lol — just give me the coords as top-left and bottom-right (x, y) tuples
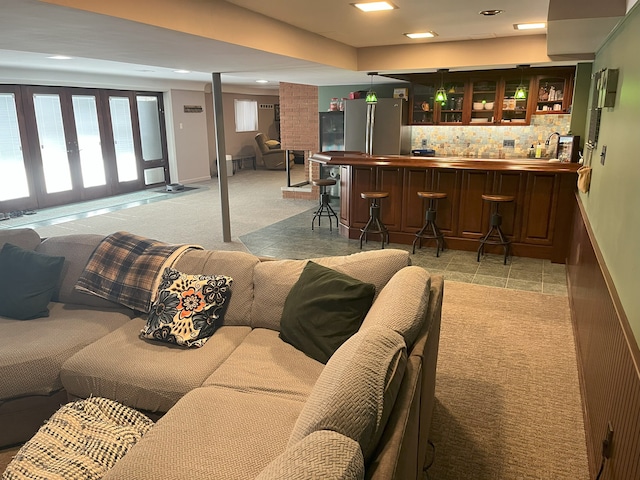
(366, 103), (376, 155)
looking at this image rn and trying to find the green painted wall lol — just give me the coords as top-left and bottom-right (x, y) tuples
(582, 4), (640, 342)
(569, 62), (593, 149)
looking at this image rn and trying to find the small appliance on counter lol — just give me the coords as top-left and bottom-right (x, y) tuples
(557, 135), (580, 162)
(411, 149), (436, 157)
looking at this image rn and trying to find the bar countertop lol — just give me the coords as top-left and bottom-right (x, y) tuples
(309, 151), (582, 174)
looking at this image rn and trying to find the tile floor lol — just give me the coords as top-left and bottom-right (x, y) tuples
(2, 172), (568, 296)
(239, 206), (569, 296)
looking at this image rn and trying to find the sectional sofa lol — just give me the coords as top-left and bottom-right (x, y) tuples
(0, 228), (443, 479)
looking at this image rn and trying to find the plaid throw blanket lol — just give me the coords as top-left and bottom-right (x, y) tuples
(75, 231), (201, 312)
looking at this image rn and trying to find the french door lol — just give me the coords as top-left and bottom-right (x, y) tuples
(0, 85), (168, 212)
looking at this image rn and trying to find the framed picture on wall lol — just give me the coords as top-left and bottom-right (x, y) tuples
(274, 104), (280, 122)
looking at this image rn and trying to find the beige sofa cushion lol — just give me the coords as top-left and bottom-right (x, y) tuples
(288, 326), (407, 461)
(173, 249), (259, 326)
(203, 328), (324, 401)
(0, 303), (134, 399)
(251, 249), (410, 330)
(256, 430), (364, 480)
(60, 320), (251, 412)
(359, 266), (431, 349)
(0, 228), (40, 251)
(103, 386), (305, 480)
(36, 234), (123, 309)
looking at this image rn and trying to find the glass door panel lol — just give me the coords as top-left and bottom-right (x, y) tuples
(0, 93), (30, 201)
(501, 78), (531, 124)
(33, 94), (72, 194)
(72, 95), (106, 188)
(470, 80), (497, 124)
(437, 81), (465, 124)
(137, 96), (163, 161)
(109, 97), (138, 183)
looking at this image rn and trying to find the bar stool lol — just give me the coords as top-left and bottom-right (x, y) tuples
(477, 194), (515, 265)
(412, 191), (447, 256)
(359, 192), (389, 249)
(311, 178), (338, 231)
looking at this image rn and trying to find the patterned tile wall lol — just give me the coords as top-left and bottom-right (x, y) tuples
(411, 115), (572, 158)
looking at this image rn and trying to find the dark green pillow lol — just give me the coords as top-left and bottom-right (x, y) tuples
(279, 261), (376, 364)
(0, 243), (65, 320)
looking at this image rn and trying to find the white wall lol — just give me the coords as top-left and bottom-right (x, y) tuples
(165, 89), (211, 184)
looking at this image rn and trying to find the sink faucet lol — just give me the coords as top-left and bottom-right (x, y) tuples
(545, 132), (561, 158)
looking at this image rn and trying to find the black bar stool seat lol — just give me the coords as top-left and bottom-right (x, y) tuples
(477, 194), (515, 264)
(311, 178), (338, 231)
(359, 191), (389, 249)
(412, 191), (447, 256)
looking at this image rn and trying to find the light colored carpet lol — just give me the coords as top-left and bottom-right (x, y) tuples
(429, 280), (589, 479)
(25, 168), (316, 251)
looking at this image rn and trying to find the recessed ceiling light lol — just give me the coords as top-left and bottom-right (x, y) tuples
(405, 31), (437, 39)
(514, 22), (546, 30)
(48, 55), (72, 60)
(256, 80), (269, 84)
(173, 69), (190, 74)
(479, 9), (503, 16)
(353, 2), (396, 12)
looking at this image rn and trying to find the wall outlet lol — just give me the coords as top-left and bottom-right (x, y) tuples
(421, 139), (427, 148)
(503, 139), (515, 148)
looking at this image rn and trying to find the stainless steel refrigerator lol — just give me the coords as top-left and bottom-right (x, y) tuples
(344, 98), (411, 155)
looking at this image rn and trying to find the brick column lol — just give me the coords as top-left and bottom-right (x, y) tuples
(279, 82), (319, 200)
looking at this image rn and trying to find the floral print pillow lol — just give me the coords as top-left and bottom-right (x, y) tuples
(140, 267), (233, 348)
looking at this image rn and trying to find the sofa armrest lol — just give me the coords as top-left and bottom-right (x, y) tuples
(365, 356), (422, 480)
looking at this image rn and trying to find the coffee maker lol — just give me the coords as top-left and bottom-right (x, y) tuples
(557, 135), (580, 162)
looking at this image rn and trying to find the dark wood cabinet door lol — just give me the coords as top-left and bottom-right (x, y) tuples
(376, 167), (404, 231)
(401, 168), (430, 233)
(520, 172), (560, 245)
(492, 171), (525, 240)
(457, 170), (492, 238)
(431, 169), (461, 235)
(350, 166), (376, 227)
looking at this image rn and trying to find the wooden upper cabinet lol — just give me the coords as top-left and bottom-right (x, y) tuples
(469, 79), (498, 125)
(407, 66), (575, 126)
(533, 73), (574, 114)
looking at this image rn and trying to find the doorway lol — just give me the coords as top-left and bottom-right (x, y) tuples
(0, 85), (168, 213)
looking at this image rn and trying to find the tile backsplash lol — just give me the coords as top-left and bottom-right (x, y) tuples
(411, 115), (572, 158)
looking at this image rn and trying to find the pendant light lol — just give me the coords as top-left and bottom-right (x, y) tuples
(514, 65), (528, 99)
(435, 69), (448, 104)
(365, 72), (378, 104)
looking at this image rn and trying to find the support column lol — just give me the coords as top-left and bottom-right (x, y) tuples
(211, 73), (231, 242)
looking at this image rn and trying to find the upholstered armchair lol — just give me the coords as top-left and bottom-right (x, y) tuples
(254, 133), (294, 170)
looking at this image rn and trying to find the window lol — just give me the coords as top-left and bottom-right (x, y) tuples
(234, 99), (258, 132)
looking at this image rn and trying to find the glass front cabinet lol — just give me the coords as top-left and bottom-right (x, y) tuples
(407, 66), (574, 126)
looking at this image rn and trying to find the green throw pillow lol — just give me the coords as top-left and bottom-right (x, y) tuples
(279, 261), (375, 364)
(0, 243), (65, 320)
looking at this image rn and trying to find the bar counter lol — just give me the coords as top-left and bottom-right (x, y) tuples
(310, 151), (581, 262)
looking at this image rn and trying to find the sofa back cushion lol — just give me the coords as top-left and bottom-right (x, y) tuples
(288, 326), (406, 462)
(359, 266), (431, 349)
(36, 234), (122, 309)
(256, 430), (364, 480)
(251, 249), (410, 331)
(173, 249), (259, 327)
(0, 228), (40, 251)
